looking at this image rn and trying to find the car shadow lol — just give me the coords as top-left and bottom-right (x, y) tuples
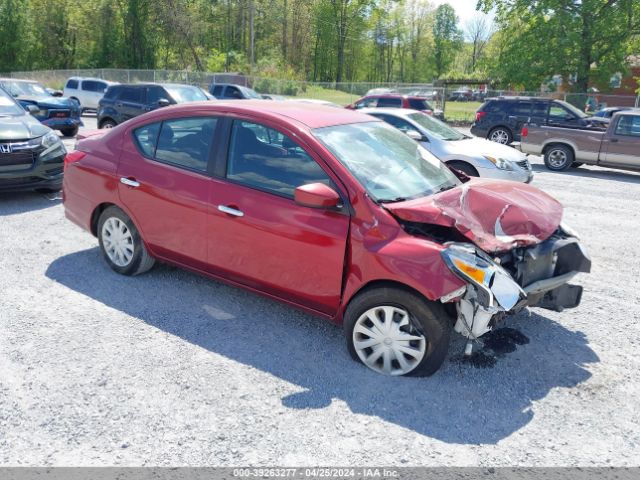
(0, 191), (62, 216)
(46, 248), (599, 445)
(531, 163), (640, 184)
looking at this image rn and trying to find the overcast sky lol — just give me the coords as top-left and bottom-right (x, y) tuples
(431, 0), (496, 34)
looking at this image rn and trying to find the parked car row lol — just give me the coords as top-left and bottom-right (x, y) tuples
(62, 100), (590, 377)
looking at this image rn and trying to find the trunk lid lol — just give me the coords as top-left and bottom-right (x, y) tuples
(385, 178), (563, 252)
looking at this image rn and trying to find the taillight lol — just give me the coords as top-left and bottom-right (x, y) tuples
(521, 126), (528, 138)
(475, 111), (487, 122)
(64, 150), (86, 170)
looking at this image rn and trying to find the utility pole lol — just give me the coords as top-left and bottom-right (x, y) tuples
(249, 0), (255, 70)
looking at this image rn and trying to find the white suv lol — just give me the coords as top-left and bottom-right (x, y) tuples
(63, 77), (118, 112)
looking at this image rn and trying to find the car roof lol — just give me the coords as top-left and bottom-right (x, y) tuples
(110, 83), (199, 88)
(359, 107), (417, 117)
(139, 100), (379, 129)
(615, 109), (640, 116)
(486, 96), (552, 102)
(67, 77), (115, 82)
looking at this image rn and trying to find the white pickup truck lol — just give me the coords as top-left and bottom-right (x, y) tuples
(521, 110), (640, 172)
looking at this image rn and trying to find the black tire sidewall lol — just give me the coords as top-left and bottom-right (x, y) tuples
(344, 287), (451, 377)
(448, 161), (478, 177)
(61, 127), (78, 137)
(100, 120), (116, 129)
(97, 207), (147, 276)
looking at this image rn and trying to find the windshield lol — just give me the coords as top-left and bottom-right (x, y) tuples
(241, 86), (262, 99)
(0, 88), (24, 116)
(2, 81), (49, 97)
(313, 121), (459, 202)
(164, 85), (208, 103)
(556, 99), (588, 119)
(407, 112), (465, 141)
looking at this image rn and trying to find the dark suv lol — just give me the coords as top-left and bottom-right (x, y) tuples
(471, 97), (609, 144)
(98, 83), (209, 128)
(209, 83), (262, 100)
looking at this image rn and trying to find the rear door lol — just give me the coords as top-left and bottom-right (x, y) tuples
(601, 114), (640, 168)
(205, 117), (350, 314)
(117, 116), (219, 269)
(507, 101), (532, 137)
(116, 87), (146, 121)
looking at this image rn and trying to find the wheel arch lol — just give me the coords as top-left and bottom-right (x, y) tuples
(90, 202), (117, 236)
(445, 159), (480, 176)
(339, 279), (456, 324)
(98, 116), (117, 129)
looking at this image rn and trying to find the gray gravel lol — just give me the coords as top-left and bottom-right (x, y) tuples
(1, 119), (640, 466)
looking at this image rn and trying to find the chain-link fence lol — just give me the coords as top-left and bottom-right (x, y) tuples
(5, 68), (639, 122)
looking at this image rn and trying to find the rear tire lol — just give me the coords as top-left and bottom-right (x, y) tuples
(97, 206), (155, 276)
(344, 286), (451, 376)
(488, 127), (513, 145)
(447, 160), (479, 177)
(544, 145), (574, 171)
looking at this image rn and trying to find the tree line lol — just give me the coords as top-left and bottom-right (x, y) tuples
(0, 0), (638, 91)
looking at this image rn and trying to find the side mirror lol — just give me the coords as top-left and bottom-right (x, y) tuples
(405, 129), (425, 142)
(25, 104), (40, 114)
(158, 98), (171, 107)
(294, 183), (341, 209)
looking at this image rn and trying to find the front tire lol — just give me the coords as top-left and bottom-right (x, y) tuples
(99, 118), (117, 129)
(344, 286), (452, 376)
(60, 126), (78, 137)
(97, 206), (155, 276)
(447, 160), (479, 177)
(488, 127), (513, 145)
(544, 145), (574, 171)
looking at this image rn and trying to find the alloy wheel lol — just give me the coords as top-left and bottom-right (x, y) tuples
(548, 149), (568, 169)
(101, 217), (134, 267)
(352, 306), (427, 376)
(489, 129), (510, 144)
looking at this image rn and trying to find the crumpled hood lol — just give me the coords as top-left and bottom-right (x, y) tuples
(17, 95), (76, 109)
(0, 114), (50, 141)
(385, 179), (563, 252)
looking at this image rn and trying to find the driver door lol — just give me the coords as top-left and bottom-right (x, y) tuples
(206, 118), (350, 314)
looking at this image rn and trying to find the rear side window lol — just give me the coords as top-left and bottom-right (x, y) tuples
(482, 100), (506, 113)
(377, 97), (402, 108)
(532, 103), (548, 117)
(512, 102), (532, 116)
(133, 122), (161, 158)
(155, 117), (217, 171)
(65, 79), (78, 89)
(227, 120), (331, 197)
(118, 87), (143, 103)
(103, 86), (121, 99)
(614, 115), (640, 137)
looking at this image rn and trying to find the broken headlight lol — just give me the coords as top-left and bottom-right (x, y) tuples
(483, 155), (513, 171)
(441, 243), (525, 310)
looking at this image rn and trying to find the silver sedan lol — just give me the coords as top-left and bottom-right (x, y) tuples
(361, 108), (533, 183)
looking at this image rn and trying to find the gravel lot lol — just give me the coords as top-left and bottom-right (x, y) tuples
(1, 117), (640, 466)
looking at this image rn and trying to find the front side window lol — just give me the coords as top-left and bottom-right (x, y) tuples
(355, 97), (378, 109)
(376, 114), (414, 133)
(408, 98), (430, 110)
(227, 120), (331, 197)
(314, 121), (459, 202)
(549, 104), (574, 122)
(154, 117), (217, 172)
(0, 87), (24, 116)
(82, 81), (98, 92)
(163, 85), (208, 103)
(146, 86), (166, 105)
(615, 115), (640, 137)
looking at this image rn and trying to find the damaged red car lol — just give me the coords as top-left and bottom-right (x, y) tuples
(63, 101), (591, 376)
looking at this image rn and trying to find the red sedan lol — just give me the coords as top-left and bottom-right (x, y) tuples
(63, 101), (590, 376)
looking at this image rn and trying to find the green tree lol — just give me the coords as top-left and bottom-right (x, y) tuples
(479, 0), (640, 91)
(432, 3), (462, 78)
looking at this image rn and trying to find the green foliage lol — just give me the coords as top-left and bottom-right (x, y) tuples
(432, 4), (463, 78)
(479, 0), (640, 91)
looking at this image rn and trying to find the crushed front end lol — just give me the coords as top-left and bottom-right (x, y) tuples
(439, 226), (591, 349)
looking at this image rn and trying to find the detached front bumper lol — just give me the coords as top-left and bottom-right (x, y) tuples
(442, 232), (591, 339)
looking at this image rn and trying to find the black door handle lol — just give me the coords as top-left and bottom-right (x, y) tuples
(610, 138), (619, 143)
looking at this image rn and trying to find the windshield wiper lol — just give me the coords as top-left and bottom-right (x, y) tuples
(377, 197), (408, 204)
(436, 184), (456, 193)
